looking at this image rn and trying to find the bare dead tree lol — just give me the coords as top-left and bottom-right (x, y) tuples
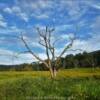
(19, 26), (77, 78)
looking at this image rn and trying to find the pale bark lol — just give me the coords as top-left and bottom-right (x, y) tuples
(49, 67), (57, 79)
(19, 26), (75, 78)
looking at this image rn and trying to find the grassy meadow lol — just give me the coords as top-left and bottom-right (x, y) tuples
(0, 68), (100, 100)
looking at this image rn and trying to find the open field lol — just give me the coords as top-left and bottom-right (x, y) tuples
(0, 68), (100, 100)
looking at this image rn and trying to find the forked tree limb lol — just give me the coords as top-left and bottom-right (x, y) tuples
(55, 36), (75, 70)
(36, 27), (55, 67)
(20, 34), (49, 69)
(59, 37), (75, 58)
(18, 26), (77, 73)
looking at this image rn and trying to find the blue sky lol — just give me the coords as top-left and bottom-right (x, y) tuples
(0, 0), (100, 65)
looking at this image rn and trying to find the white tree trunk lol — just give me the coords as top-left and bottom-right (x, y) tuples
(53, 67), (57, 77)
(50, 67), (57, 79)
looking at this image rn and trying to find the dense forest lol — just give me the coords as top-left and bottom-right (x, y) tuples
(0, 50), (100, 71)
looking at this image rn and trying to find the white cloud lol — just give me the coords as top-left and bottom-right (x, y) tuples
(59, 0), (88, 21)
(12, 6), (21, 13)
(0, 31), (100, 65)
(92, 4), (100, 10)
(3, 0), (100, 23)
(0, 48), (33, 65)
(0, 49), (14, 55)
(55, 24), (73, 32)
(0, 14), (4, 20)
(14, 0), (53, 20)
(32, 13), (49, 19)
(0, 20), (7, 27)
(3, 7), (12, 13)
(20, 35), (45, 50)
(0, 0), (100, 64)
(0, 48), (47, 65)
(85, 0), (100, 10)
(4, 6), (21, 14)
(91, 16), (100, 33)
(4, 6), (29, 22)
(18, 12), (29, 22)
(0, 25), (23, 34)
(61, 33), (75, 40)
(68, 33), (100, 54)
(0, 14), (7, 27)
(20, 0), (53, 10)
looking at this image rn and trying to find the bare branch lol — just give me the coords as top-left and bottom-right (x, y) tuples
(53, 37), (63, 47)
(59, 36), (75, 58)
(20, 34), (49, 68)
(37, 27), (52, 66)
(15, 51), (30, 57)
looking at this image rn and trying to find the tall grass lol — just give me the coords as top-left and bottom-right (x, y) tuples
(0, 68), (100, 100)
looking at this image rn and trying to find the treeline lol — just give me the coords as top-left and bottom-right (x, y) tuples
(63, 50), (100, 68)
(0, 50), (100, 71)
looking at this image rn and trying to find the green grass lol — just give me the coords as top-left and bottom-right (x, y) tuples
(0, 68), (100, 100)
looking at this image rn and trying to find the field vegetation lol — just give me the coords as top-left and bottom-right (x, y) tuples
(0, 68), (100, 100)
